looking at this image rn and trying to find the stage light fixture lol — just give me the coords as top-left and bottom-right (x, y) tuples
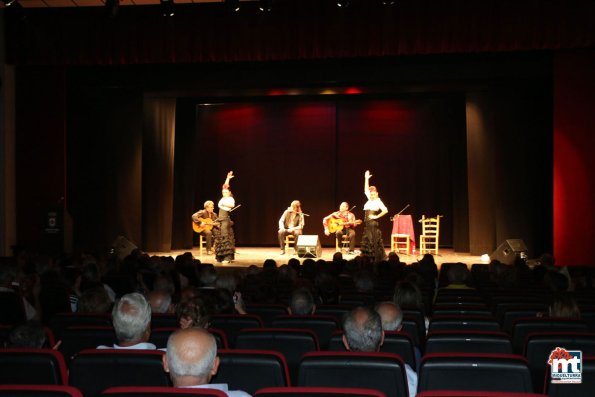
(105, 0), (120, 18)
(225, 0), (241, 12)
(259, 0), (272, 12)
(160, 0), (175, 17)
(382, 0), (396, 5)
(3, 0), (18, 6)
(336, 0), (350, 7)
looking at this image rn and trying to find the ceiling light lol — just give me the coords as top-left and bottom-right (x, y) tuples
(160, 0), (175, 17)
(225, 0), (241, 12)
(336, 0), (350, 7)
(259, 0), (272, 12)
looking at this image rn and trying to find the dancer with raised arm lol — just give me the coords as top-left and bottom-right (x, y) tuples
(361, 170), (388, 262)
(216, 171), (236, 264)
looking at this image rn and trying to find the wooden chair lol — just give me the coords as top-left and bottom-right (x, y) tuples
(335, 235), (350, 253)
(419, 215), (440, 255)
(285, 235), (296, 254)
(390, 234), (410, 254)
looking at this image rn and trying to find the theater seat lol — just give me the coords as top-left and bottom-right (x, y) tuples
(546, 355), (595, 396)
(69, 349), (171, 397)
(101, 386), (228, 397)
(418, 353), (533, 393)
(416, 391), (546, 397)
(297, 351), (409, 397)
(0, 348), (68, 385)
(0, 385), (83, 397)
(209, 314), (263, 348)
(213, 349), (290, 394)
(254, 386), (387, 397)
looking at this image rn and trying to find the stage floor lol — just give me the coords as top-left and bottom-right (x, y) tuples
(148, 246), (487, 269)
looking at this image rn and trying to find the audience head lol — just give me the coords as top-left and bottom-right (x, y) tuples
(176, 295), (210, 329)
(342, 306), (384, 352)
(446, 263), (470, 285)
(199, 264), (218, 288)
(6, 323), (47, 348)
(393, 280), (424, 311)
(549, 293), (581, 319)
(147, 290), (173, 314)
(163, 327), (219, 387)
(112, 292), (152, 346)
(289, 287), (316, 315)
(77, 286), (112, 313)
(374, 301), (403, 331)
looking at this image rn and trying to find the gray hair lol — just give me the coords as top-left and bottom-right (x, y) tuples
(290, 288), (315, 315)
(342, 306), (383, 352)
(112, 292), (152, 343)
(166, 330), (217, 379)
(374, 301), (403, 331)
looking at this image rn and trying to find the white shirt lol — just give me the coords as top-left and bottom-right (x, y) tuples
(97, 342), (157, 350)
(218, 196), (235, 212)
(363, 190), (388, 213)
(180, 383), (251, 397)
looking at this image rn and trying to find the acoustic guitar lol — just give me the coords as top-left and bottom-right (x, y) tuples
(192, 218), (219, 233)
(327, 218), (362, 233)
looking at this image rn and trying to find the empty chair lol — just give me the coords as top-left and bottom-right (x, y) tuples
(501, 306), (549, 334)
(254, 386), (387, 397)
(213, 349), (290, 394)
(149, 327), (228, 350)
(59, 326), (116, 362)
(511, 318), (589, 354)
(236, 328), (319, 384)
(246, 304), (288, 327)
(524, 331), (595, 393)
(0, 385), (83, 397)
(101, 386), (227, 397)
(327, 330), (417, 370)
(69, 349), (171, 397)
(431, 308), (493, 317)
(271, 315), (339, 350)
(425, 330), (513, 354)
(0, 348), (68, 385)
(297, 351), (410, 397)
(546, 355), (595, 396)
(429, 316), (500, 332)
(418, 353), (533, 393)
(416, 391), (545, 397)
(210, 314), (263, 348)
(419, 215), (440, 255)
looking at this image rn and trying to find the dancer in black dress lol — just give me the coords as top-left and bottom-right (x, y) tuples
(361, 170), (388, 262)
(216, 171), (236, 264)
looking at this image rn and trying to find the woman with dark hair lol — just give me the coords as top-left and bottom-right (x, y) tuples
(361, 170), (388, 262)
(216, 171), (236, 264)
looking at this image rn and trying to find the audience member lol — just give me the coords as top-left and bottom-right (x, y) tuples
(176, 295), (211, 329)
(288, 287), (315, 315)
(147, 290), (174, 314)
(342, 306), (417, 397)
(548, 293), (581, 319)
(6, 322), (47, 348)
(163, 327), (251, 396)
(443, 263), (473, 289)
(77, 286), (112, 313)
(98, 292), (155, 349)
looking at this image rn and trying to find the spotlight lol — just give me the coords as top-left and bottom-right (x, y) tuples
(258, 0), (272, 12)
(225, 0), (241, 12)
(160, 0), (175, 17)
(3, 0), (18, 6)
(105, 0), (120, 18)
(381, 0), (396, 5)
(336, 0), (350, 7)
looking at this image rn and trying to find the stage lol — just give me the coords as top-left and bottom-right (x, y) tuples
(147, 246), (488, 269)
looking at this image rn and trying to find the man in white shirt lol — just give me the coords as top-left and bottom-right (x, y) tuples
(97, 292), (156, 349)
(163, 327), (251, 397)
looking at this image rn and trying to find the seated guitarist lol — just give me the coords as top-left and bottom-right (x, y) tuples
(278, 200), (305, 255)
(323, 202), (360, 254)
(192, 200), (218, 255)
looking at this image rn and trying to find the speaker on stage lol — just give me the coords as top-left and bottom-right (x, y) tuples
(112, 235), (138, 260)
(296, 235), (322, 258)
(490, 239), (528, 265)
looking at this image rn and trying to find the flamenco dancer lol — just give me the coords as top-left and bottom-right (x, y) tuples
(361, 170), (388, 262)
(216, 171), (236, 263)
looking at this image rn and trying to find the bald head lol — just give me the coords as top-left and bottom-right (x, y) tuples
(147, 290), (173, 314)
(375, 301), (403, 331)
(163, 328), (219, 387)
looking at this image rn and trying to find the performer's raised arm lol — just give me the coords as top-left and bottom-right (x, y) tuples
(223, 170), (234, 189)
(364, 170), (372, 199)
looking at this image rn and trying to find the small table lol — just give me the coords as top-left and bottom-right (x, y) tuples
(391, 214), (416, 255)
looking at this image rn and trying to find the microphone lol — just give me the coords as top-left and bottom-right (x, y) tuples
(302, 213), (310, 217)
(349, 205), (357, 212)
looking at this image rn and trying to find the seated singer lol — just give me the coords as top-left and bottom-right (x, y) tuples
(191, 201), (218, 255)
(278, 200), (305, 255)
(323, 202), (360, 254)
